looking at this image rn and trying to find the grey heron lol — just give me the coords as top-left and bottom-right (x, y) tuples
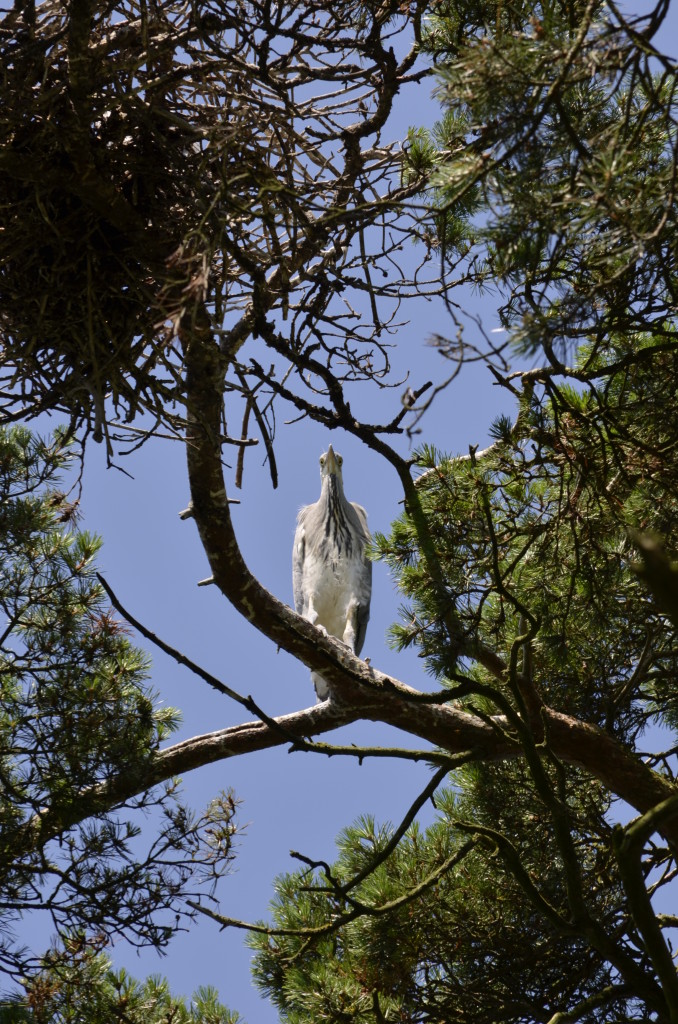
(293, 444), (372, 700)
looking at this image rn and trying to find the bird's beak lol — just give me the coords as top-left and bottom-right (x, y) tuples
(325, 445), (339, 475)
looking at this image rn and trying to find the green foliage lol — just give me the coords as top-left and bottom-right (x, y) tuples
(0, 427), (237, 986)
(0, 934), (239, 1023)
(378, 346), (678, 734)
(250, 761), (639, 1024)
(423, 0), (677, 360)
(404, 112), (482, 254)
(0, 429), (163, 793)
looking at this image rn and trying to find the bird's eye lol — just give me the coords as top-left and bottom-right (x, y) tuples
(337, 455), (343, 465)
(320, 456), (325, 465)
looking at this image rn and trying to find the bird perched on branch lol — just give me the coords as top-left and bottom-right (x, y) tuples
(293, 444), (372, 701)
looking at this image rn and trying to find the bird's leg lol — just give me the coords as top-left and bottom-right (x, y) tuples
(305, 597), (328, 637)
(301, 597), (331, 699)
(343, 600), (359, 653)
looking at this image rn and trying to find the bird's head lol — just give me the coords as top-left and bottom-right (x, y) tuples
(319, 444), (344, 485)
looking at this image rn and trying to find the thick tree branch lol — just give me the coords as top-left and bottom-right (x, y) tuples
(179, 311), (678, 852)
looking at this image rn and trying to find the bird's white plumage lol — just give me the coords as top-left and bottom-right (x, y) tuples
(293, 445), (371, 700)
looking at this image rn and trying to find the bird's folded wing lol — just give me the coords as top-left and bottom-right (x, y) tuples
(292, 516), (307, 615)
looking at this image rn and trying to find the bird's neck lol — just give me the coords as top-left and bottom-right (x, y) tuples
(320, 476), (343, 502)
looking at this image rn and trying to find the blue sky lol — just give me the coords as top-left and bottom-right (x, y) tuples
(26, 5), (678, 1018)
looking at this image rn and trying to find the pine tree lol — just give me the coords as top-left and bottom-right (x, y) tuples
(0, 427), (237, 1007)
(1, 935), (239, 1023)
(248, 2), (678, 1021)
